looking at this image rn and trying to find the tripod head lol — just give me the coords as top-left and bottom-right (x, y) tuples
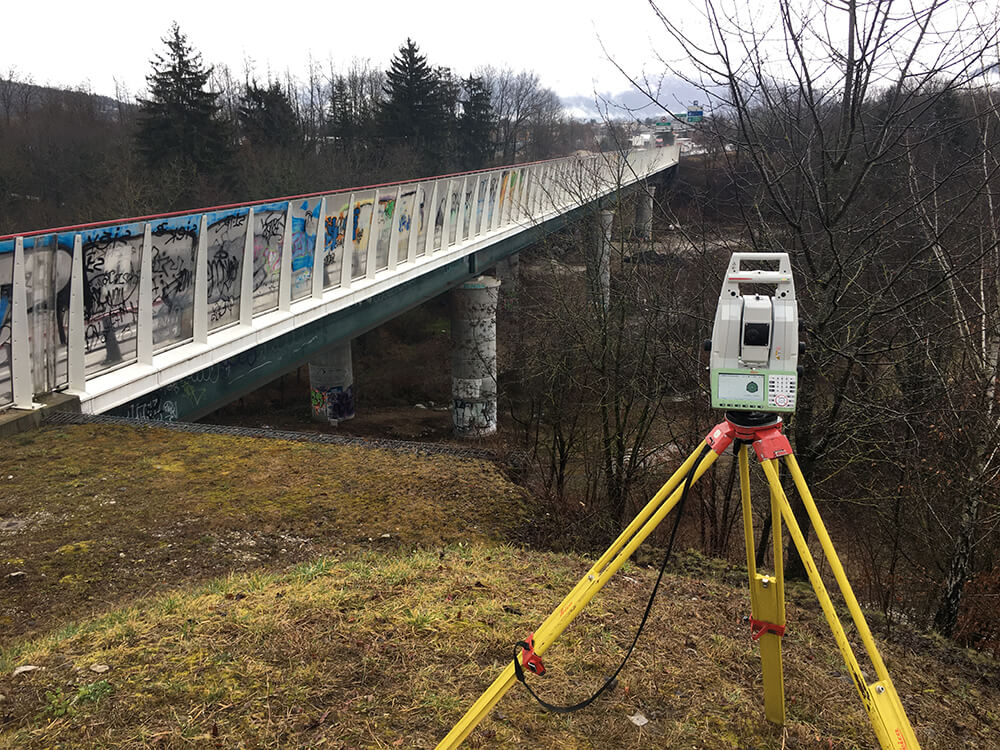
(706, 253), (799, 414)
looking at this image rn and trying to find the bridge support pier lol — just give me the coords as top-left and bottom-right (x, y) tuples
(309, 340), (356, 424)
(451, 276), (500, 438)
(588, 210), (613, 308)
(635, 185), (655, 240)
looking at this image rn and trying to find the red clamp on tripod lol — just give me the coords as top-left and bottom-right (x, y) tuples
(517, 633), (545, 675)
(749, 617), (786, 641)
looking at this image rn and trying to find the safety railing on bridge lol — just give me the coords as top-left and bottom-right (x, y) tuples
(0, 146), (678, 410)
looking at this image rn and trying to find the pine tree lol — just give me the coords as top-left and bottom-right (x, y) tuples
(328, 75), (354, 147)
(458, 75), (493, 169)
(239, 80), (299, 149)
(137, 24), (232, 174)
(380, 39), (438, 149)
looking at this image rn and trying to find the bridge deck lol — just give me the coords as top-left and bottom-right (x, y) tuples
(0, 147), (678, 419)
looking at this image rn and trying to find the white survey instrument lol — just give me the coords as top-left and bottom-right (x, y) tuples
(708, 253), (799, 413)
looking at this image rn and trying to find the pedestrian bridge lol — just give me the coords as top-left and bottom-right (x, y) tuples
(0, 146), (678, 423)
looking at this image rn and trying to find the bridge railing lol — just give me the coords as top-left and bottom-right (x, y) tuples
(0, 146), (678, 410)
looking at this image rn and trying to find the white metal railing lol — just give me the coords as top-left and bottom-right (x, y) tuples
(0, 146), (679, 413)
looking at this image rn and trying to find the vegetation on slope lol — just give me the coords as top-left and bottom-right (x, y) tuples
(0, 424), (527, 639)
(1, 424), (998, 748)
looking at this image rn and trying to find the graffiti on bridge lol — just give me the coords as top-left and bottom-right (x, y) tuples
(291, 199), (321, 301)
(252, 202), (287, 314)
(205, 209), (247, 329)
(310, 383), (355, 423)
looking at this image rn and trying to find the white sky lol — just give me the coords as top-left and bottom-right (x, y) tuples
(1, 0), (691, 102)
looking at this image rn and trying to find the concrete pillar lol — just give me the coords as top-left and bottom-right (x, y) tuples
(309, 340), (355, 424)
(635, 185), (655, 240)
(451, 276), (500, 437)
(589, 210), (613, 308)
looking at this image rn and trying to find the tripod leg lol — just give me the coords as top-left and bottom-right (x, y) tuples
(739, 445), (786, 725)
(435, 440), (721, 750)
(761, 458), (921, 750)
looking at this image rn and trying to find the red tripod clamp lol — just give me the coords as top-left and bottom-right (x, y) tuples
(518, 633), (546, 675)
(749, 617), (786, 641)
(704, 416), (793, 462)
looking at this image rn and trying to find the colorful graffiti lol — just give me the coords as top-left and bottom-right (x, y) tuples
(310, 383), (355, 422)
(290, 199), (321, 301)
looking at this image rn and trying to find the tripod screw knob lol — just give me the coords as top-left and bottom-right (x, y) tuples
(703, 339), (712, 352)
(799, 341), (806, 355)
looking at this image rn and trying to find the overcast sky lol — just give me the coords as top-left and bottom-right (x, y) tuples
(2, 0), (702, 114)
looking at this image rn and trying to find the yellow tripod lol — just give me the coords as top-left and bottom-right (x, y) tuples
(436, 414), (921, 750)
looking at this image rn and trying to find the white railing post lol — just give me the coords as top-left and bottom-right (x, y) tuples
(537, 165), (550, 215)
(312, 197), (326, 299)
(505, 170), (519, 225)
(528, 166), (541, 217)
(478, 176), (491, 236)
(515, 168), (527, 220)
(138, 223), (154, 362)
(366, 189), (380, 279)
(406, 185), (420, 263)
(515, 168), (529, 222)
(341, 193), (355, 287)
(490, 171), (503, 231)
(239, 209), (255, 328)
(440, 180), (454, 252)
(470, 175), (482, 238)
(10, 238), (39, 409)
(68, 233), (85, 390)
(424, 182), (439, 256)
(194, 214), (209, 344)
(456, 176), (468, 244)
(342, 193), (355, 289)
(278, 204), (293, 312)
(388, 186), (402, 271)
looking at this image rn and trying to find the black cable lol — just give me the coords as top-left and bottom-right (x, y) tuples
(513, 444), (711, 713)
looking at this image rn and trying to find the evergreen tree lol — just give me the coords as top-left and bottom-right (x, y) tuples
(430, 66), (461, 167)
(239, 80), (299, 149)
(328, 75), (354, 147)
(457, 75), (493, 169)
(136, 23), (232, 175)
(380, 39), (439, 152)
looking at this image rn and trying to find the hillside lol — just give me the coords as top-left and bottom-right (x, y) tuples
(1, 423), (998, 748)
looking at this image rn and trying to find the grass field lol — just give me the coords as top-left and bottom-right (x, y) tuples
(1, 424), (997, 748)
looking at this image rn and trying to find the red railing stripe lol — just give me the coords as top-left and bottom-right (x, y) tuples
(0, 156), (561, 242)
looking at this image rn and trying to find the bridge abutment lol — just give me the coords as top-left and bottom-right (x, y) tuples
(309, 340), (356, 424)
(451, 276), (499, 437)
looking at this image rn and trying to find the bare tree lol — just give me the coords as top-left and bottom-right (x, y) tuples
(0, 66), (21, 127)
(478, 66), (562, 162)
(633, 0), (1000, 633)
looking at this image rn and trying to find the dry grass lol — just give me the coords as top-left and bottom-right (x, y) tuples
(0, 424), (528, 639)
(1, 424), (998, 748)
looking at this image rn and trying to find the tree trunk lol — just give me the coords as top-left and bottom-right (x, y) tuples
(934, 491), (981, 636)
